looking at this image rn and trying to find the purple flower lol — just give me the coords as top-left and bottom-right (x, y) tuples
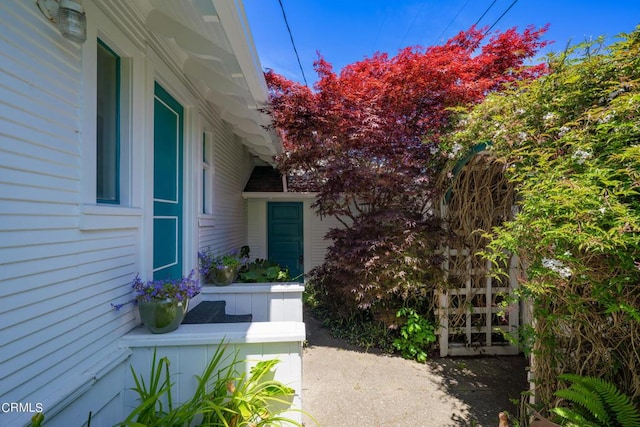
(111, 302), (127, 311)
(130, 270), (201, 303)
(198, 248), (249, 276)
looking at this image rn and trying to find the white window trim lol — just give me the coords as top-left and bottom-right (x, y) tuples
(80, 0), (144, 229)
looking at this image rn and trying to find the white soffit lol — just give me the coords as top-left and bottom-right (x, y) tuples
(143, 0), (282, 160)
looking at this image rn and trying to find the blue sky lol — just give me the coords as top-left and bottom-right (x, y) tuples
(244, 0), (640, 87)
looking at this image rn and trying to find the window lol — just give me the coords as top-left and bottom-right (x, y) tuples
(202, 132), (213, 214)
(79, 3), (142, 229)
(96, 39), (120, 204)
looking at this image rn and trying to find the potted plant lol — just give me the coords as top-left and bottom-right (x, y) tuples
(236, 258), (291, 283)
(198, 248), (248, 286)
(132, 270), (200, 333)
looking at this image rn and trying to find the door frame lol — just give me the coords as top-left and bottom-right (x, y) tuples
(144, 56), (198, 280)
(152, 82), (184, 280)
(267, 201), (304, 282)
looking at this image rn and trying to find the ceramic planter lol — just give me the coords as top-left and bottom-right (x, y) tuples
(138, 299), (187, 333)
(207, 265), (238, 286)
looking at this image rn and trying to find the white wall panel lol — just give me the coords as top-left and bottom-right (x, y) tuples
(198, 128), (253, 253)
(0, 0), (276, 424)
(0, 1), (138, 422)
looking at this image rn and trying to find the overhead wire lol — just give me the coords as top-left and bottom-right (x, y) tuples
(431, 0), (472, 45)
(474, 0), (498, 26)
(371, 9), (388, 54)
(430, 0), (517, 47)
(276, 0), (309, 87)
(485, 0), (519, 34)
(399, 0), (428, 47)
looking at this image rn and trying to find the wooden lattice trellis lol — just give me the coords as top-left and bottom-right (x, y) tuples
(437, 248), (520, 356)
(436, 151), (521, 356)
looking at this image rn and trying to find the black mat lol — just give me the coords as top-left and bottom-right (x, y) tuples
(182, 301), (252, 324)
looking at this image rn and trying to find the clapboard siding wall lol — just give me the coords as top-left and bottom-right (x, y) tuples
(246, 198), (267, 258)
(199, 132), (254, 253)
(0, 2), (139, 423)
(0, 1), (261, 424)
(310, 205), (340, 269)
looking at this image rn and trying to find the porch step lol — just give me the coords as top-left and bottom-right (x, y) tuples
(183, 301), (252, 324)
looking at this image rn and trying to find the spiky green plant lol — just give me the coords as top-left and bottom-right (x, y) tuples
(119, 342), (311, 426)
(551, 374), (640, 427)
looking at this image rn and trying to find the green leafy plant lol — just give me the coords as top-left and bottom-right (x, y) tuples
(550, 374), (640, 427)
(446, 28), (640, 404)
(28, 413), (45, 427)
(198, 248), (249, 274)
(214, 358), (298, 426)
(119, 343), (310, 426)
(392, 307), (437, 363)
(120, 349), (179, 425)
(237, 259), (291, 283)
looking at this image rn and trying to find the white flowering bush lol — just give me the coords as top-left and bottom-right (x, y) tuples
(444, 28), (640, 409)
(541, 257), (572, 279)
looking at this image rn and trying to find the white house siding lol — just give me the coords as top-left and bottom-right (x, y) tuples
(0, 1), (271, 425)
(199, 131), (254, 253)
(246, 198), (268, 258)
(0, 2), (136, 425)
(309, 204), (343, 271)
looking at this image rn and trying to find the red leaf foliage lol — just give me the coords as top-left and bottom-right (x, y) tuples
(265, 25), (548, 218)
(263, 25), (549, 320)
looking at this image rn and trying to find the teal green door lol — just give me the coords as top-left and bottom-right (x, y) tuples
(268, 202), (304, 282)
(153, 83), (184, 280)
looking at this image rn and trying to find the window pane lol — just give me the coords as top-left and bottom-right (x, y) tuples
(202, 132), (213, 215)
(202, 133), (207, 163)
(202, 170), (207, 214)
(96, 41), (120, 203)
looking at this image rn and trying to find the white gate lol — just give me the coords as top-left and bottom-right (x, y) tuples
(437, 248), (519, 356)
(436, 152), (520, 356)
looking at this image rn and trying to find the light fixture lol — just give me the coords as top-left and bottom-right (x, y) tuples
(37, 0), (87, 44)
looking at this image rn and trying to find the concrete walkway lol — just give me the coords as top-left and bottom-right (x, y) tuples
(301, 309), (529, 427)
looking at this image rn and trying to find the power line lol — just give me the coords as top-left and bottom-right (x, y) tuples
(474, 0), (498, 26)
(371, 9), (388, 53)
(485, 0), (519, 34)
(399, 0), (428, 47)
(432, 0), (471, 45)
(277, 0), (309, 87)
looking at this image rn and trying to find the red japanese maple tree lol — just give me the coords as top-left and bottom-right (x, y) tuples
(264, 25), (549, 321)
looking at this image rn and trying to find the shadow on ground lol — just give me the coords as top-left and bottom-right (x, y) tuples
(428, 355), (529, 426)
(302, 307), (529, 427)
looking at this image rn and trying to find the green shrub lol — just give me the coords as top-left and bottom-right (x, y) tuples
(237, 259), (291, 283)
(446, 28), (640, 405)
(392, 307), (437, 363)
